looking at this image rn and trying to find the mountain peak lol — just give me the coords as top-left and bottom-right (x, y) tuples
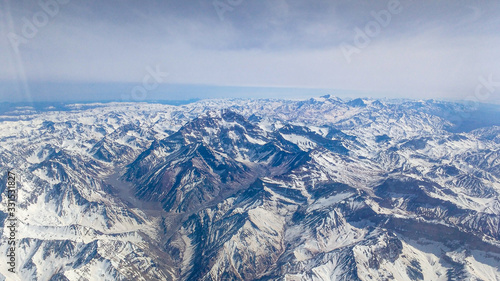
(346, 98), (366, 107)
(321, 94), (343, 102)
(181, 109), (255, 136)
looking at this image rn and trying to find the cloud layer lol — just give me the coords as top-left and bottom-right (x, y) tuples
(1, 0), (500, 102)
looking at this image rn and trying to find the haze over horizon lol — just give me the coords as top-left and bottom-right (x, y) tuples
(1, 0), (499, 104)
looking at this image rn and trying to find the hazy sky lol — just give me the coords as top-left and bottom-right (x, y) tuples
(1, 0), (500, 103)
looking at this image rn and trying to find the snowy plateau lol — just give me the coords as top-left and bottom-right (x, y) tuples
(0, 96), (499, 281)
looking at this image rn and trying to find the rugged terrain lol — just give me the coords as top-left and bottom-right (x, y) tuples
(0, 97), (499, 280)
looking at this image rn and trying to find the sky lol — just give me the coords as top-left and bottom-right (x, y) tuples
(1, 0), (500, 103)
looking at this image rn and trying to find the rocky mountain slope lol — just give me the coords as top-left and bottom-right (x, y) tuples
(0, 97), (499, 280)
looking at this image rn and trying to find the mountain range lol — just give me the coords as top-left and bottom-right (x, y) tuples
(0, 97), (499, 280)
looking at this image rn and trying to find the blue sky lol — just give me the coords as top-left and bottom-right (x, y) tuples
(1, 0), (499, 103)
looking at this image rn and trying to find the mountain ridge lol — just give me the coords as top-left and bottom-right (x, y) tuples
(0, 98), (499, 280)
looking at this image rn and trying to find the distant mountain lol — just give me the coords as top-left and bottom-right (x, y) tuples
(0, 98), (499, 280)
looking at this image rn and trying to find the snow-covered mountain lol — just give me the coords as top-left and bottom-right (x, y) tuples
(0, 97), (499, 280)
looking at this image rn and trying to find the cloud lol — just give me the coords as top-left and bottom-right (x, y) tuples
(1, 0), (499, 102)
